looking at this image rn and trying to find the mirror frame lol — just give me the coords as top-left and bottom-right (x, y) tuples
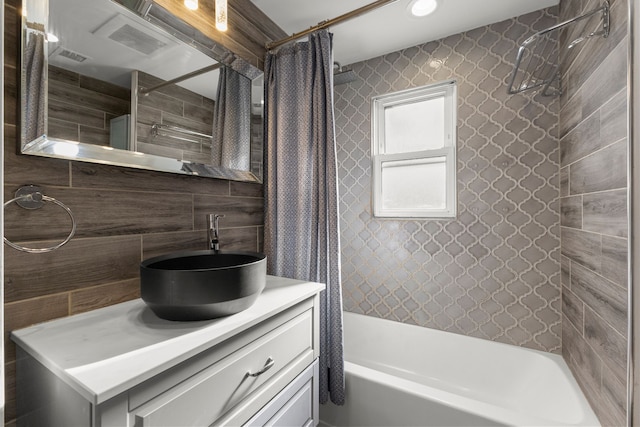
(21, 0), (264, 182)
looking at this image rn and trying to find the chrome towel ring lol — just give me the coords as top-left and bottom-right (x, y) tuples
(4, 185), (77, 254)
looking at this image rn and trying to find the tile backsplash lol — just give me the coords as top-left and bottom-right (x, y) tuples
(3, 1), (263, 424)
(47, 65), (131, 146)
(335, 8), (562, 352)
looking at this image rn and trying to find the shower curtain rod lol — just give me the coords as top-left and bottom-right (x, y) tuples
(266, 0), (399, 51)
(139, 63), (223, 95)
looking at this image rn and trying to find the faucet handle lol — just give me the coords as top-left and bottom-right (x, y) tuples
(207, 213), (225, 228)
(213, 214), (225, 228)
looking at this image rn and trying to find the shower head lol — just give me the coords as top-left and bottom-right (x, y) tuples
(333, 62), (357, 86)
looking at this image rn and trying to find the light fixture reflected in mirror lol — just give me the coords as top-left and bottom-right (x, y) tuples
(184, 0), (198, 10)
(216, 0), (228, 32)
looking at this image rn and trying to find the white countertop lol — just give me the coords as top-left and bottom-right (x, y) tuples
(12, 275), (324, 405)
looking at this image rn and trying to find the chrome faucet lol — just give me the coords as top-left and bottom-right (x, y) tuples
(207, 214), (225, 252)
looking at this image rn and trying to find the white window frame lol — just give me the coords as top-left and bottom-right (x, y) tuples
(371, 80), (457, 218)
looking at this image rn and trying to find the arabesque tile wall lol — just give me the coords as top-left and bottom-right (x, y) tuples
(335, 8), (562, 352)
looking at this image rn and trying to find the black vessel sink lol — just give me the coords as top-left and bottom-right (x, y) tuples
(140, 250), (267, 321)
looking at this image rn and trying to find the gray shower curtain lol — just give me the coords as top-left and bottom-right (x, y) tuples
(212, 66), (251, 170)
(264, 30), (345, 405)
(24, 32), (46, 143)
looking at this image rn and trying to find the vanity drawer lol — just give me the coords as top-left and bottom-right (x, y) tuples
(133, 310), (313, 427)
(245, 359), (318, 427)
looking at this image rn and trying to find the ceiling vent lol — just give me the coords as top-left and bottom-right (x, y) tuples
(106, 23), (167, 55)
(49, 46), (91, 63)
(92, 14), (176, 56)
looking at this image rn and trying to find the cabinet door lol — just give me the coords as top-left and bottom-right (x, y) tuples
(133, 310), (313, 427)
(246, 360), (318, 427)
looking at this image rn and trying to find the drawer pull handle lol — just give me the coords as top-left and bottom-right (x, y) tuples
(247, 357), (275, 377)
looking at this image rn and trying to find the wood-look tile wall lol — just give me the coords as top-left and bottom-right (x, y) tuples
(3, 1), (268, 424)
(48, 65), (131, 146)
(136, 71), (215, 163)
(559, 0), (629, 424)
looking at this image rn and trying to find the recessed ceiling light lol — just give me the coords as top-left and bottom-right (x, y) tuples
(408, 0), (440, 17)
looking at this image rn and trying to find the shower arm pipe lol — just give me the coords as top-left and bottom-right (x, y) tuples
(266, 0), (399, 51)
(138, 63), (223, 95)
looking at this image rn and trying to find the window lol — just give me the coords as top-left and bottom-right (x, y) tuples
(371, 80), (457, 218)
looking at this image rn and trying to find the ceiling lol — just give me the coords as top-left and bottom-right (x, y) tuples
(251, 0), (559, 66)
(48, 0), (220, 97)
(47, 0), (559, 96)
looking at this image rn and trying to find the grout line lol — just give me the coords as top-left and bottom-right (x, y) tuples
(567, 255), (627, 293)
(561, 136), (627, 169)
(5, 290), (74, 307)
(568, 253), (572, 291)
(571, 187), (628, 197)
(584, 303), (627, 341)
(560, 225), (628, 240)
(580, 194), (583, 229)
(560, 39), (625, 120)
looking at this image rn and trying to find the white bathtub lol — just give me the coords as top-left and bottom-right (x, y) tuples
(320, 312), (600, 427)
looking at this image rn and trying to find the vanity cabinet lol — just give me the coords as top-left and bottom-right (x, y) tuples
(12, 276), (324, 427)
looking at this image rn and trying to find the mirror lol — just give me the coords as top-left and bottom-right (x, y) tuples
(21, 0), (264, 182)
